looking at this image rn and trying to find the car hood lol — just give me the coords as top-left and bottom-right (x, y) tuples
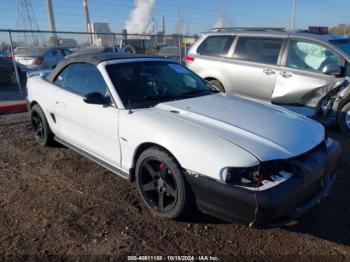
(155, 93), (325, 161)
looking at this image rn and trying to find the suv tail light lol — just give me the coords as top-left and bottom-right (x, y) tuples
(33, 56), (44, 65)
(184, 55), (195, 62)
(7, 53), (13, 59)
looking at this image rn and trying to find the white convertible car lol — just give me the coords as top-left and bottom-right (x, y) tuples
(26, 53), (341, 226)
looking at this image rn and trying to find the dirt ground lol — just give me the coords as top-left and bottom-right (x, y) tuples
(0, 113), (350, 260)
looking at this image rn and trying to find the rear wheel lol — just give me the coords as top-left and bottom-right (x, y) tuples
(10, 71), (18, 84)
(30, 104), (54, 146)
(208, 79), (225, 92)
(135, 147), (188, 219)
(123, 45), (136, 54)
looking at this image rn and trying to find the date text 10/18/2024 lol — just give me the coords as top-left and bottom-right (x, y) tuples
(127, 255), (219, 261)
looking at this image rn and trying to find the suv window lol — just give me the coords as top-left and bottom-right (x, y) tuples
(234, 37), (283, 65)
(61, 49), (72, 56)
(54, 63), (108, 96)
(197, 35), (234, 56)
(55, 49), (65, 59)
(287, 40), (341, 73)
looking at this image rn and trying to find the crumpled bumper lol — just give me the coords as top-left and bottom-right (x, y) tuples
(185, 138), (341, 226)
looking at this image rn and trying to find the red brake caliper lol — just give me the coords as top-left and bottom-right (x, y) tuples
(159, 162), (165, 169)
(159, 162), (165, 178)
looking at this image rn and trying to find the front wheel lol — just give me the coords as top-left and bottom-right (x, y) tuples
(135, 147), (189, 219)
(339, 102), (350, 135)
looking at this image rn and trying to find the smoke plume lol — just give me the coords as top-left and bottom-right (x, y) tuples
(125, 0), (156, 34)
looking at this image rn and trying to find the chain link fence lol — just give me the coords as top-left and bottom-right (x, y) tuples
(0, 29), (198, 101)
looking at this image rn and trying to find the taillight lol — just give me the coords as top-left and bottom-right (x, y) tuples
(7, 53), (13, 59)
(184, 55), (195, 62)
(33, 56), (44, 65)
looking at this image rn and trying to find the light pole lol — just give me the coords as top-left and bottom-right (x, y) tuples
(291, 0), (296, 29)
(45, 0), (56, 34)
(83, 0), (92, 44)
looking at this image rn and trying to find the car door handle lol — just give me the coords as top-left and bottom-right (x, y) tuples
(280, 72), (293, 78)
(263, 68), (276, 75)
(56, 101), (66, 108)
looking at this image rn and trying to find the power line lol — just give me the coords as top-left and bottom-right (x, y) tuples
(16, 0), (44, 45)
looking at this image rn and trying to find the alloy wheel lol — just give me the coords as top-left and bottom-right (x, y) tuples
(139, 158), (178, 212)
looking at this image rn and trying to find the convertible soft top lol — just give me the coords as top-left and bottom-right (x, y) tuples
(46, 53), (161, 82)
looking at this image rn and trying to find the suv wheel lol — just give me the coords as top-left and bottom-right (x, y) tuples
(30, 104), (54, 146)
(123, 45), (136, 54)
(339, 102), (350, 135)
(208, 79), (225, 92)
(135, 147), (189, 219)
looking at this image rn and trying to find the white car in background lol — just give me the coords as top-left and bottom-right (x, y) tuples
(26, 53), (340, 226)
(14, 47), (72, 70)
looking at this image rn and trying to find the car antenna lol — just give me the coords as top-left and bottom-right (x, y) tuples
(128, 100), (133, 114)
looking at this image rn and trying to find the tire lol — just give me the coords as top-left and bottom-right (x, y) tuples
(135, 147), (189, 219)
(10, 68), (26, 86)
(30, 104), (54, 146)
(208, 79), (225, 92)
(339, 102), (350, 135)
(123, 45), (137, 54)
(10, 71), (17, 84)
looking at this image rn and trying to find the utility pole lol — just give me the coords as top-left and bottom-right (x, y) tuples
(177, 7), (180, 35)
(177, 7), (182, 62)
(45, 0), (58, 45)
(161, 16), (165, 34)
(291, 0), (296, 29)
(83, 0), (92, 44)
(45, 0), (56, 33)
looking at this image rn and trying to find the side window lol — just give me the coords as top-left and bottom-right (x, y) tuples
(53, 63), (108, 96)
(346, 63), (350, 76)
(56, 49), (65, 59)
(287, 40), (341, 73)
(62, 49), (72, 56)
(197, 35), (234, 56)
(54, 67), (68, 87)
(234, 37), (283, 65)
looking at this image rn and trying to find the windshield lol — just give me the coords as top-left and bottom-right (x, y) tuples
(330, 39), (350, 56)
(106, 61), (218, 108)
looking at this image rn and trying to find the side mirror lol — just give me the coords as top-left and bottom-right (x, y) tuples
(322, 63), (342, 76)
(83, 92), (111, 105)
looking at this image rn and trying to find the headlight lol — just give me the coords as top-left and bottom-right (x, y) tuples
(223, 161), (294, 188)
(223, 166), (260, 187)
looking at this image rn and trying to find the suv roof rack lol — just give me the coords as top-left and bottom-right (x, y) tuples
(211, 27), (288, 32)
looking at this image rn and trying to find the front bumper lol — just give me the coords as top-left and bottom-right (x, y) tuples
(185, 139), (341, 225)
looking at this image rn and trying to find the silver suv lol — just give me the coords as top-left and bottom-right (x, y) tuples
(186, 27), (350, 135)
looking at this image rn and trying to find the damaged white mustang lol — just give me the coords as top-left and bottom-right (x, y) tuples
(26, 54), (341, 226)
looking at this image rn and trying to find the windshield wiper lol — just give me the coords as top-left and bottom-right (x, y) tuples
(130, 95), (179, 104)
(179, 89), (219, 96)
(128, 90), (218, 107)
